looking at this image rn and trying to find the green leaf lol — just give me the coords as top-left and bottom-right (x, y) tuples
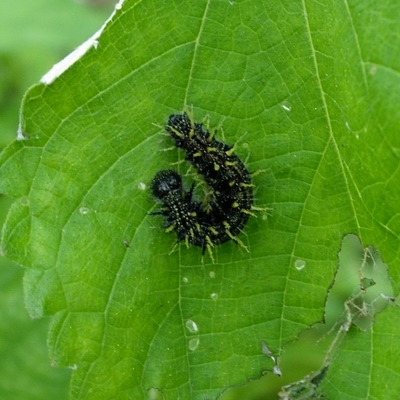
(1, 0), (400, 398)
(0, 199), (70, 400)
(0, 258), (70, 399)
(321, 309), (400, 400)
(280, 234), (396, 400)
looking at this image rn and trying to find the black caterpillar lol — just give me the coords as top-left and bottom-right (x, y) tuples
(150, 111), (257, 260)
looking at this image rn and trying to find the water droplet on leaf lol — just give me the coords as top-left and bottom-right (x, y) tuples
(185, 319), (198, 333)
(188, 338), (200, 351)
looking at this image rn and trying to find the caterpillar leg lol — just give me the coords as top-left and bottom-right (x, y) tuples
(250, 169), (268, 178)
(168, 241), (179, 256)
(202, 236), (216, 264)
(222, 221), (249, 253)
(251, 205), (272, 213)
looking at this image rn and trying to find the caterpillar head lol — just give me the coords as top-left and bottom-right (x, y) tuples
(150, 170), (182, 199)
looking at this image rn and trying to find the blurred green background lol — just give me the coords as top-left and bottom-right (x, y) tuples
(0, 1), (114, 398)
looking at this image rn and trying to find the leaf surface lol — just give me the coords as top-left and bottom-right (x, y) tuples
(1, 0), (400, 398)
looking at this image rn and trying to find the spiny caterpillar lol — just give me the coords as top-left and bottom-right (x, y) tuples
(151, 111), (259, 261)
